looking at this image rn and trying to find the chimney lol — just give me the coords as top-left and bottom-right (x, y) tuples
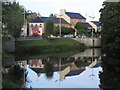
(36, 12), (41, 17)
(60, 9), (66, 15)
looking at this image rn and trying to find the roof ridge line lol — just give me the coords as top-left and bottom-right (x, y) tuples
(66, 12), (80, 14)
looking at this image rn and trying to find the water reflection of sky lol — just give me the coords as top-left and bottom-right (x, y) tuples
(25, 65), (102, 88)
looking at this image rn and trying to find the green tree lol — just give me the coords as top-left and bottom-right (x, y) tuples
(53, 26), (59, 36)
(100, 1), (120, 54)
(49, 13), (56, 18)
(2, 2), (24, 38)
(53, 26), (75, 36)
(75, 22), (87, 35)
(61, 26), (75, 35)
(44, 19), (54, 37)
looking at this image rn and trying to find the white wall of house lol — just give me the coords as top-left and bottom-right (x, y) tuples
(29, 60), (44, 68)
(88, 22), (98, 32)
(59, 9), (71, 24)
(29, 23), (44, 36)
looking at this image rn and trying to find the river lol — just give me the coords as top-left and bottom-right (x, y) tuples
(2, 48), (102, 89)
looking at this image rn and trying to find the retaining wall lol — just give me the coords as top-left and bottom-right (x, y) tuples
(73, 38), (101, 47)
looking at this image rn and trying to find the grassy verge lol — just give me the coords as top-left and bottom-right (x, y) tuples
(15, 38), (87, 54)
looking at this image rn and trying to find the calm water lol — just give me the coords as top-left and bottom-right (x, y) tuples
(25, 65), (102, 88)
(3, 48), (103, 88)
(22, 48), (102, 88)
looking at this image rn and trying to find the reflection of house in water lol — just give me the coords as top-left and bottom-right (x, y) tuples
(17, 60), (27, 68)
(71, 48), (102, 64)
(72, 48), (101, 57)
(28, 59), (100, 79)
(58, 59), (100, 80)
(30, 63), (68, 74)
(58, 62), (86, 80)
(29, 60), (44, 68)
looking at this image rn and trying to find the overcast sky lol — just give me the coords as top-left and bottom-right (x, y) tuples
(16, 0), (105, 21)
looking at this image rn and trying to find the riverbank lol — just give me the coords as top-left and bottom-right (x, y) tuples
(15, 38), (87, 54)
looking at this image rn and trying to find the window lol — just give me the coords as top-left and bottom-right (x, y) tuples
(80, 20), (82, 22)
(31, 24), (33, 27)
(39, 24), (42, 27)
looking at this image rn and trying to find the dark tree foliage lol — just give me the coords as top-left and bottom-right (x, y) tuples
(61, 26), (75, 35)
(44, 60), (54, 79)
(99, 1), (120, 88)
(53, 26), (59, 36)
(75, 22), (88, 35)
(3, 65), (24, 88)
(53, 26), (75, 36)
(49, 13), (56, 18)
(44, 19), (54, 36)
(2, 2), (24, 38)
(99, 55), (120, 88)
(100, 1), (120, 55)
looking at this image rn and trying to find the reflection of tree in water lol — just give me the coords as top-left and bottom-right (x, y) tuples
(44, 58), (54, 79)
(3, 65), (24, 88)
(69, 57), (91, 68)
(11, 65), (24, 80)
(99, 54), (120, 88)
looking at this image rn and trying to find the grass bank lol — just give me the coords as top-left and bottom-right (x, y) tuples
(15, 38), (87, 54)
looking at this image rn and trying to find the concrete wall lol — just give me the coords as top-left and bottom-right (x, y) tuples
(72, 48), (101, 57)
(88, 22), (98, 32)
(73, 38), (101, 47)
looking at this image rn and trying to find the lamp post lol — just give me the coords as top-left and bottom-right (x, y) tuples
(89, 16), (95, 38)
(21, 8), (27, 37)
(23, 10), (26, 40)
(89, 16), (95, 47)
(59, 15), (62, 38)
(23, 9), (27, 37)
(55, 14), (62, 38)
